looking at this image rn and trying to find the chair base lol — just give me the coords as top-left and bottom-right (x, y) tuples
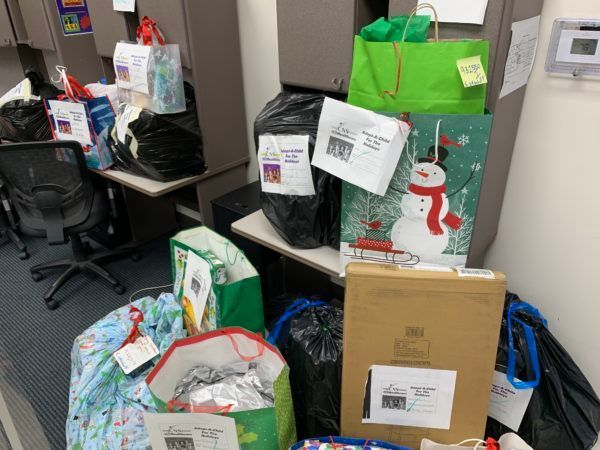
(31, 235), (137, 310)
(1, 227), (28, 259)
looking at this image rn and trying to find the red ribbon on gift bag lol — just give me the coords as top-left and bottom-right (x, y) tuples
(137, 16), (166, 46)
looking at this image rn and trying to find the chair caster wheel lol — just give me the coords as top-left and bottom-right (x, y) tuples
(31, 271), (43, 282)
(18, 251), (29, 260)
(131, 252), (141, 262)
(113, 284), (126, 295)
(45, 298), (58, 310)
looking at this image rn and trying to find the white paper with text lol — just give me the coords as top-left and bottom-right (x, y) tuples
(47, 100), (93, 147)
(417, 0), (489, 25)
(488, 371), (533, 431)
(114, 42), (151, 94)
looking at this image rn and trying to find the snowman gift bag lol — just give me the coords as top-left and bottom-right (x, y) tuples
(340, 113), (493, 268)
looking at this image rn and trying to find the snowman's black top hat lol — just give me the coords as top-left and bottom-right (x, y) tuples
(418, 146), (449, 172)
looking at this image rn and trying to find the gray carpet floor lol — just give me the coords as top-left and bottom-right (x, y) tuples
(0, 233), (172, 450)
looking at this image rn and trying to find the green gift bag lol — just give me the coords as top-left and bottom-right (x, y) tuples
(347, 4), (489, 115)
(170, 227), (265, 334)
(146, 328), (296, 450)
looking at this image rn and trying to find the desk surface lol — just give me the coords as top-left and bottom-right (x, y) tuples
(232, 210), (342, 278)
(92, 169), (203, 197)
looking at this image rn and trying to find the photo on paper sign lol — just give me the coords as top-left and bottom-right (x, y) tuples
(164, 437), (195, 450)
(57, 120), (72, 135)
(382, 394), (407, 411)
(263, 163), (281, 184)
(326, 136), (354, 162)
(190, 274), (205, 300)
(116, 64), (131, 82)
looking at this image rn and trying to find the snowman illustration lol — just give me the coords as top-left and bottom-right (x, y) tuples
(390, 125), (475, 260)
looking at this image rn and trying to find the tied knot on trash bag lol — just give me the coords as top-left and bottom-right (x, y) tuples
(137, 16), (166, 46)
(117, 306), (145, 350)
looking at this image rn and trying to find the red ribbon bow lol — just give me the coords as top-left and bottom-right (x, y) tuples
(118, 306), (145, 350)
(136, 16), (166, 46)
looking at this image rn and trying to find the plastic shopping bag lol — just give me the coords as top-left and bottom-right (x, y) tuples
(66, 293), (185, 450)
(486, 293), (600, 450)
(170, 227), (265, 335)
(146, 327), (297, 450)
(347, 5), (489, 114)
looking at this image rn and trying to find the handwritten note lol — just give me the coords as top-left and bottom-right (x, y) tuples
(113, 336), (159, 374)
(457, 55), (488, 87)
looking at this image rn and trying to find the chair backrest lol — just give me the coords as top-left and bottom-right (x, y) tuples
(0, 141), (94, 244)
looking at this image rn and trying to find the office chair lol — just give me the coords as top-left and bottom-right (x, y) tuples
(0, 141), (134, 309)
(0, 203), (28, 259)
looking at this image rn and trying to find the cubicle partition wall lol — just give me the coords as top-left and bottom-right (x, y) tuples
(86, 0), (249, 226)
(277, 0), (545, 266)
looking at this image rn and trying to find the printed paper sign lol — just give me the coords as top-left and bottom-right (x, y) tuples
(457, 55), (488, 87)
(113, 0), (135, 12)
(417, 0), (489, 25)
(173, 246), (189, 298)
(363, 365), (457, 429)
(500, 16), (541, 98)
(311, 98), (411, 196)
(258, 135), (315, 196)
(113, 42), (152, 95)
(144, 413), (239, 450)
(182, 252), (212, 326)
(46, 100), (94, 147)
(488, 371), (533, 431)
(55, 0), (93, 36)
(113, 335), (159, 374)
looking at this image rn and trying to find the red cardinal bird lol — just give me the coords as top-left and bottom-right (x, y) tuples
(360, 220), (382, 230)
(440, 134), (462, 148)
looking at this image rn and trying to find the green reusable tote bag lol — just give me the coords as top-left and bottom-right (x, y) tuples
(170, 226), (264, 334)
(146, 328), (296, 450)
(347, 4), (490, 114)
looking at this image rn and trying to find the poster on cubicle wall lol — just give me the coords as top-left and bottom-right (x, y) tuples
(54, 0), (94, 36)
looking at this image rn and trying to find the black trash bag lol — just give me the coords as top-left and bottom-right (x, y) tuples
(254, 91), (341, 249)
(109, 82), (206, 182)
(0, 71), (61, 142)
(486, 293), (600, 450)
(268, 298), (343, 439)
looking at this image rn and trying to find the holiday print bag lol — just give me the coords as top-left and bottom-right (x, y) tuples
(340, 112), (493, 269)
(347, 4), (489, 115)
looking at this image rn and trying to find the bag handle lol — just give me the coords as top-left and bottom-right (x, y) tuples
(52, 66), (93, 102)
(167, 399), (233, 415)
(225, 331), (266, 362)
(507, 301), (547, 389)
(267, 298), (329, 345)
(381, 4), (439, 98)
(137, 16), (166, 46)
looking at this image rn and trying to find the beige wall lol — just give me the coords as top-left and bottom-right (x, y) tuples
(485, 0), (600, 407)
(237, 0), (281, 182)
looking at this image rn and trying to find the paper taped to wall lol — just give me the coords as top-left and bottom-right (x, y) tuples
(417, 0), (489, 25)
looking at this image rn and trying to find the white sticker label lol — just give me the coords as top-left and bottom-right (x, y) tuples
(182, 252), (212, 325)
(488, 371), (534, 431)
(113, 0), (135, 12)
(144, 413), (240, 450)
(456, 268), (495, 279)
(47, 100), (94, 147)
(363, 365), (457, 429)
(113, 42), (151, 95)
(311, 98), (411, 196)
(173, 245), (188, 297)
(400, 265), (454, 272)
(113, 335), (159, 375)
(116, 104), (142, 143)
(258, 135), (315, 196)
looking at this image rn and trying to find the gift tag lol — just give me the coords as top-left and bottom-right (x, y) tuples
(114, 335), (159, 375)
(457, 55), (488, 87)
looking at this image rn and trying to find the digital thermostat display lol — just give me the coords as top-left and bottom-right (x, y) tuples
(546, 19), (600, 76)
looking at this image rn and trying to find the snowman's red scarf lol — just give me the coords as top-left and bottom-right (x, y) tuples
(408, 184), (462, 235)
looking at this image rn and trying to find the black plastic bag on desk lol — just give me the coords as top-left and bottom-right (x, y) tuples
(486, 293), (600, 450)
(0, 71), (61, 142)
(254, 91), (341, 249)
(109, 83), (206, 182)
(268, 298), (343, 439)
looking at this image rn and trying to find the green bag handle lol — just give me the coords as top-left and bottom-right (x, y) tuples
(383, 3), (440, 98)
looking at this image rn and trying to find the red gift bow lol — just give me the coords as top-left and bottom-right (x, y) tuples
(137, 16), (166, 46)
(117, 306), (145, 350)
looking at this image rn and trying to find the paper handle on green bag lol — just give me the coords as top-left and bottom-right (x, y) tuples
(382, 3), (440, 98)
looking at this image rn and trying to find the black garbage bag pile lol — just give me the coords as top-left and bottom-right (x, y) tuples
(268, 298), (343, 439)
(254, 91), (341, 249)
(109, 82), (206, 182)
(0, 71), (61, 142)
(486, 292), (600, 450)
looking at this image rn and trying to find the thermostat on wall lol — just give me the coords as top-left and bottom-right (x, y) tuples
(545, 19), (600, 76)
